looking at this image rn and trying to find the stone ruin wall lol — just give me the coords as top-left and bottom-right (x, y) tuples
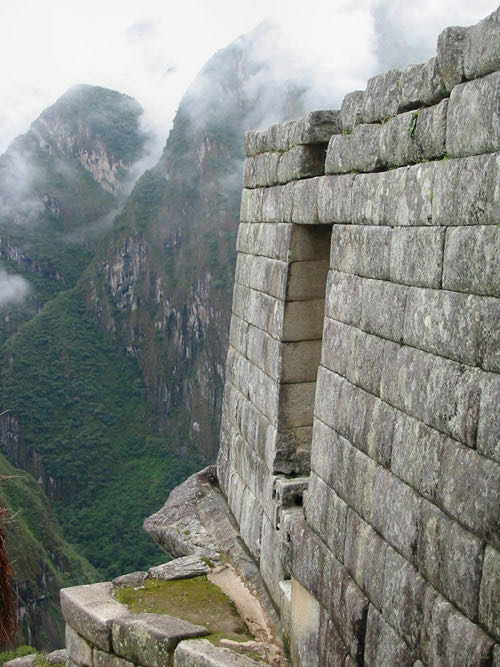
(216, 6), (500, 665)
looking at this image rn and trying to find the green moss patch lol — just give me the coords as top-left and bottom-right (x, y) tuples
(115, 576), (252, 642)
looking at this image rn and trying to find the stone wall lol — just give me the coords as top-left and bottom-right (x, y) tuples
(217, 6), (500, 665)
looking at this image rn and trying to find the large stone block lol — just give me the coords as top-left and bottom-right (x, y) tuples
(239, 188), (263, 223)
(463, 6), (500, 79)
(477, 371), (500, 463)
(304, 472), (348, 561)
(329, 224), (391, 279)
(239, 486), (264, 561)
(364, 605), (416, 667)
(261, 184), (291, 223)
(379, 102), (448, 168)
(437, 439), (500, 549)
(277, 145), (326, 184)
(399, 57), (447, 109)
(403, 287), (482, 365)
(447, 72), (500, 158)
(380, 343), (481, 447)
(343, 510), (388, 609)
(317, 174), (354, 223)
(289, 577), (321, 667)
(287, 260), (329, 301)
(243, 129), (268, 157)
(235, 253), (288, 300)
(324, 134), (352, 174)
(112, 613), (208, 666)
(280, 340), (322, 383)
(436, 25), (468, 92)
(282, 299), (325, 342)
(259, 514), (286, 605)
(391, 413), (446, 503)
(231, 283), (285, 339)
(442, 225), (500, 297)
(317, 609), (350, 667)
(363, 69), (401, 123)
(329, 124), (382, 174)
(359, 278), (408, 341)
(310, 414), (377, 522)
(479, 546), (500, 641)
(93, 649), (134, 667)
(421, 590), (494, 665)
(370, 467), (422, 564)
(324, 270), (363, 328)
(291, 110), (342, 146)
(417, 500), (484, 618)
(340, 91), (365, 131)
(278, 382), (316, 428)
(433, 152), (500, 226)
(389, 226), (444, 288)
(66, 625), (93, 667)
(381, 547), (427, 649)
(291, 178), (320, 224)
(174, 639), (266, 666)
(236, 223), (291, 260)
(243, 152), (281, 188)
(60, 582), (129, 652)
(479, 297), (500, 373)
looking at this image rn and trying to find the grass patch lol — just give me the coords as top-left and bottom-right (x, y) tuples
(115, 577), (252, 642)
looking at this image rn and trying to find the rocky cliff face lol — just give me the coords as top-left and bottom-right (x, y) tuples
(86, 25), (307, 460)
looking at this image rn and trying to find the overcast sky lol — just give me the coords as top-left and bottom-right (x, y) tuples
(0, 0), (496, 157)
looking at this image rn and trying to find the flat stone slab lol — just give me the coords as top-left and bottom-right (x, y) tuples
(4, 650), (67, 667)
(174, 638), (266, 665)
(112, 612), (208, 666)
(148, 555), (214, 580)
(60, 581), (129, 651)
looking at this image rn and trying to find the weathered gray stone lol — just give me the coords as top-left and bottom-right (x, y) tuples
(399, 57), (447, 109)
(446, 72), (500, 158)
(379, 103), (447, 167)
(291, 110), (342, 146)
(437, 439), (500, 549)
(436, 25), (468, 92)
(235, 253), (288, 300)
(381, 547), (427, 649)
(391, 413), (446, 503)
(477, 370), (500, 463)
(289, 577), (321, 667)
(324, 270), (363, 328)
(291, 178), (320, 224)
(330, 225), (392, 279)
(93, 648), (134, 667)
(66, 624), (93, 667)
(317, 174), (354, 223)
(243, 129), (268, 157)
(479, 297), (500, 372)
(317, 609), (350, 667)
(417, 500), (484, 618)
(479, 547), (500, 641)
(237, 223), (291, 261)
(421, 590), (494, 665)
(3, 656), (36, 667)
(403, 288), (482, 365)
(340, 90), (365, 131)
(148, 555), (213, 581)
(239, 486), (264, 560)
(363, 69), (401, 122)
(60, 582), (129, 652)
(364, 605), (416, 667)
(278, 145), (326, 184)
(287, 260), (329, 301)
(231, 283), (284, 339)
(442, 225), (500, 297)
(380, 344), (481, 447)
(174, 638), (266, 666)
(281, 340), (322, 383)
(494, 644), (500, 667)
(389, 227), (444, 288)
(46, 650), (68, 665)
(350, 172), (386, 226)
(239, 187), (263, 223)
(282, 299), (325, 342)
(433, 152), (500, 226)
(359, 278), (408, 341)
(243, 152), (281, 188)
(322, 318), (386, 397)
(395, 162), (434, 226)
(463, 6), (500, 79)
(279, 382), (316, 428)
(112, 613), (208, 666)
(310, 413), (377, 522)
(304, 472), (348, 561)
(112, 571), (147, 589)
(343, 510), (388, 608)
(259, 514), (286, 605)
(370, 467), (422, 564)
(324, 134), (352, 174)
(261, 185), (288, 223)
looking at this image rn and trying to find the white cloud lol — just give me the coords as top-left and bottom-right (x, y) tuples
(0, 266), (30, 306)
(0, 0), (497, 157)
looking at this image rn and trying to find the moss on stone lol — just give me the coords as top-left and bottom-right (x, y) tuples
(115, 576), (253, 642)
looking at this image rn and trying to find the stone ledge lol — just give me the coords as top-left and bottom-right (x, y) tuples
(174, 638), (266, 665)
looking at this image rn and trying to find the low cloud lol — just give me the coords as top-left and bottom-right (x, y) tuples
(0, 266), (30, 306)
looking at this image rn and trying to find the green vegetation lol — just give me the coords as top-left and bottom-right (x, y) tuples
(1, 284), (201, 578)
(115, 577), (252, 641)
(0, 645), (36, 664)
